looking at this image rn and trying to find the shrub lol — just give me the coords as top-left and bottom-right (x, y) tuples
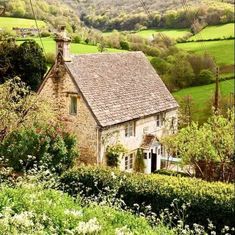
(120, 40), (130, 50)
(60, 166), (234, 231)
(197, 69), (215, 85)
(0, 124), (79, 174)
(72, 34), (81, 44)
(0, 185), (172, 234)
(106, 144), (127, 167)
(40, 31), (51, 37)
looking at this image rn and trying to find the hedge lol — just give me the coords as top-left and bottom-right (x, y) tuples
(60, 166), (234, 230)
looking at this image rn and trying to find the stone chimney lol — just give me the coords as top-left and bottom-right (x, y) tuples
(55, 26), (71, 62)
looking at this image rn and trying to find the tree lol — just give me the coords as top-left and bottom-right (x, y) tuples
(0, 40), (47, 91)
(163, 112), (234, 182)
(134, 148), (145, 173)
(15, 40), (47, 91)
(0, 77), (55, 142)
(197, 69), (214, 85)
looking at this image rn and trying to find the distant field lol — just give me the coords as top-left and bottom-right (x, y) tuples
(189, 23), (234, 41)
(0, 17), (46, 30)
(173, 79), (234, 121)
(177, 40), (234, 66)
(136, 28), (190, 39)
(18, 37), (124, 54)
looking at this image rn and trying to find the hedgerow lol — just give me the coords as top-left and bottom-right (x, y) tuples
(60, 166), (234, 231)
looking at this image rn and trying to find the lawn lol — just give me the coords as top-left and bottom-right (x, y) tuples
(18, 37), (124, 54)
(173, 79), (234, 121)
(135, 28), (190, 39)
(177, 39), (234, 66)
(0, 17), (46, 30)
(189, 23), (234, 41)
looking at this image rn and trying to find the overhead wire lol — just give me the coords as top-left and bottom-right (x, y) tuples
(29, 0), (45, 54)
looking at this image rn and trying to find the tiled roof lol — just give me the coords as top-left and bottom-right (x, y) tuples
(140, 134), (156, 149)
(65, 51), (178, 127)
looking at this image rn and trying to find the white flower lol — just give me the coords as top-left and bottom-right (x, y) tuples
(73, 218), (101, 234)
(65, 209), (83, 217)
(111, 172), (117, 179)
(115, 226), (133, 235)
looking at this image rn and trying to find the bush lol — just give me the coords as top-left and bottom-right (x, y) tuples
(0, 185), (169, 234)
(40, 31), (51, 37)
(120, 40), (129, 50)
(72, 34), (81, 44)
(197, 69), (215, 85)
(0, 124), (79, 174)
(155, 169), (190, 177)
(60, 166), (234, 231)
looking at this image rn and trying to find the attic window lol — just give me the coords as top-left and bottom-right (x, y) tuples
(125, 122), (135, 137)
(70, 96), (77, 115)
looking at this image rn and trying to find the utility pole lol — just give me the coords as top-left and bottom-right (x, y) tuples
(214, 67), (220, 113)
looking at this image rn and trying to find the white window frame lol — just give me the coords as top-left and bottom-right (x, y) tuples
(156, 113), (164, 128)
(124, 153), (134, 170)
(125, 122), (135, 137)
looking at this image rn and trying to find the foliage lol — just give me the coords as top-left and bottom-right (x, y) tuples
(134, 148), (145, 173)
(1, 0), (80, 32)
(0, 124), (79, 173)
(163, 112), (234, 182)
(0, 184), (169, 235)
(0, 40), (47, 91)
(0, 77), (55, 142)
(155, 169), (191, 177)
(60, 166), (234, 231)
(197, 69), (215, 85)
(106, 144), (127, 167)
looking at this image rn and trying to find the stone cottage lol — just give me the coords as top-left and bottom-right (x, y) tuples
(38, 27), (179, 174)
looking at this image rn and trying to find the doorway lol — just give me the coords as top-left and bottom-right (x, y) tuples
(151, 149), (157, 172)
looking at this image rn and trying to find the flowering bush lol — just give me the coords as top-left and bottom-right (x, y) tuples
(0, 124), (79, 174)
(0, 183), (171, 234)
(60, 166), (234, 231)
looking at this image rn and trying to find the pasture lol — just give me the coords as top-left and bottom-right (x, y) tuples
(189, 23), (234, 41)
(177, 39), (234, 66)
(173, 79), (234, 121)
(135, 28), (190, 39)
(0, 17), (46, 30)
(18, 37), (124, 54)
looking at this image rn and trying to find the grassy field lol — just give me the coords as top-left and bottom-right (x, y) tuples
(135, 28), (190, 39)
(189, 23), (234, 41)
(177, 39), (234, 66)
(18, 37), (124, 54)
(173, 79), (234, 120)
(0, 17), (46, 30)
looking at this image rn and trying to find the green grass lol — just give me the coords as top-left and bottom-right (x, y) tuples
(0, 185), (173, 234)
(18, 37), (124, 54)
(173, 79), (234, 120)
(135, 28), (190, 39)
(177, 40), (234, 66)
(0, 17), (46, 31)
(190, 23), (234, 41)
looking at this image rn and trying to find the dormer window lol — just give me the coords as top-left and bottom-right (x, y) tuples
(70, 96), (77, 115)
(125, 121), (135, 137)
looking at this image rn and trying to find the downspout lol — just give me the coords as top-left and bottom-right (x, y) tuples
(96, 126), (102, 165)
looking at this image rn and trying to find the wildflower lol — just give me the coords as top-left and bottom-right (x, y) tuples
(65, 209), (83, 217)
(73, 218), (101, 234)
(115, 226), (133, 235)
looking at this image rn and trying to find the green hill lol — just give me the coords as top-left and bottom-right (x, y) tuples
(0, 17), (46, 31)
(189, 23), (234, 41)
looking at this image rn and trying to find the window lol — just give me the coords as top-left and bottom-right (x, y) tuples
(70, 96), (77, 115)
(156, 113), (165, 127)
(124, 154), (134, 170)
(125, 122), (135, 137)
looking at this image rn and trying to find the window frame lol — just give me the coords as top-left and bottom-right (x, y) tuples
(124, 154), (134, 170)
(69, 96), (78, 115)
(125, 121), (135, 137)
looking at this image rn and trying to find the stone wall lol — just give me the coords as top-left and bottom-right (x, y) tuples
(39, 65), (99, 165)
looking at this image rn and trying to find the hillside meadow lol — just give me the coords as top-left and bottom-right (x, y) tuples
(177, 39), (234, 66)
(0, 17), (46, 31)
(189, 23), (234, 41)
(129, 28), (190, 39)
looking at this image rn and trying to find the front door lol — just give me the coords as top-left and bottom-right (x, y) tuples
(151, 149), (157, 172)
